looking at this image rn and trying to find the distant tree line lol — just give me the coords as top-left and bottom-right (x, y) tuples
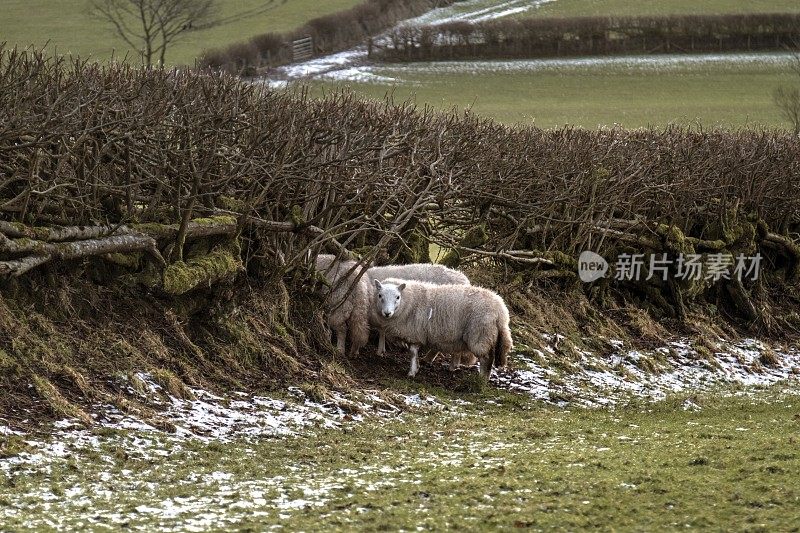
(374, 13), (800, 62)
(199, 0), (457, 75)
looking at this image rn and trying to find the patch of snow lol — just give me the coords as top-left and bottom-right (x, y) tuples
(682, 399), (701, 411)
(492, 337), (800, 407)
(280, 48), (368, 80)
(53, 419), (81, 429)
(365, 52), (796, 79)
(403, 393), (445, 409)
(0, 420), (22, 436)
(406, 0), (555, 27)
(321, 67), (405, 85)
(264, 0), (557, 85)
(93, 376), (414, 441)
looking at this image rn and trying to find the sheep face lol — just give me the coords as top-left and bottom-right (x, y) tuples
(373, 279), (406, 319)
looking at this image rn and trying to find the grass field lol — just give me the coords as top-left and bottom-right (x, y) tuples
(3, 386), (799, 530)
(1, 0), (363, 66)
(417, 0), (800, 23)
(524, 0), (800, 18)
(310, 57), (797, 129)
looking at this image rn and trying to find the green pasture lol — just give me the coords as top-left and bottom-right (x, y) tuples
(1, 0), (363, 66)
(310, 60), (798, 129)
(3, 386), (799, 530)
(524, 0), (800, 18)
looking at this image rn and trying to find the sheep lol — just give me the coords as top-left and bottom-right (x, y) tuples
(314, 254), (370, 356)
(367, 263), (470, 287)
(372, 278), (512, 379)
(367, 263), (470, 356)
(315, 255), (475, 362)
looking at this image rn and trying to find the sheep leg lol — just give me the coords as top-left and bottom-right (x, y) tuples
(449, 353), (460, 371)
(462, 353), (478, 367)
(478, 355), (492, 380)
(334, 325), (347, 354)
(377, 329), (386, 356)
(408, 345), (420, 377)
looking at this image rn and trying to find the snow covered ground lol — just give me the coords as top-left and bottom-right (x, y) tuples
(494, 336), (800, 407)
(2, 335), (797, 446)
(261, 0), (796, 88)
(283, 51), (797, 87)
(2, 335), (798, 530)
(102, 375), (442, 441)
(265, 0), (558, 85)
(405, 0), (556, 26)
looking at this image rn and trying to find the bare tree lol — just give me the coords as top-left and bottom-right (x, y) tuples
(773, 42), (800, 135)
(90, 0), (218, 65)
(774, 87), (800, 135)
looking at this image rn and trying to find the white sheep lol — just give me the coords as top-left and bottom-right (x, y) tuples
(372, 278), (512, 378)
(315, 254), (370, 356)
(367, 263), (470, 357)
(367, 263), (470, 286)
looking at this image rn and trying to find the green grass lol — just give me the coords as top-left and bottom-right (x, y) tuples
(311, 61), (797, 129)
(4, 0), (798, 66)
(1, 0), (363, 66)
(524, 0), (800, 18)
(2, 387), (800, 530)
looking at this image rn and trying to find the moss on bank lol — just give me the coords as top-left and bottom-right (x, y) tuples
(163, 245), (242, 296)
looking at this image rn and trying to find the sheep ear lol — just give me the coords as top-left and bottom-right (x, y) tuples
(398, 283), (406, 292)
(374, 279), (382, 290)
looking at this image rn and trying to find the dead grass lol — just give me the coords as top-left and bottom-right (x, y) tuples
(760, 347), (780, 367)
(0, 271), (340, 430)
(299, 382), (330, 403)
(151, 368), (196, 401)
(30, 375), (92, 426)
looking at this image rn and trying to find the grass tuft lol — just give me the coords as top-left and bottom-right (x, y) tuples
(454, 371), (487, 394)
(31, 375), (92, 426)
(151, 368), (196, 401)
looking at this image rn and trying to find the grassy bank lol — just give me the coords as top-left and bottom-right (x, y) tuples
(1, 0), (363, 66)
(3, 386), (799, 529)
(311, 61), (795, 128)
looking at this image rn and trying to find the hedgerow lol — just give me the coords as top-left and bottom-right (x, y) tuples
(2, 47), (799, 425)
(376, 13), (800, 61)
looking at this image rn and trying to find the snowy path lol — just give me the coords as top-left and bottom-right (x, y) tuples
(277, 51), (797, 88)
(266, 0), (557, 86)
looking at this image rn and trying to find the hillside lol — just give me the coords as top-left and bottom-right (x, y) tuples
(1, 0), (363, 65)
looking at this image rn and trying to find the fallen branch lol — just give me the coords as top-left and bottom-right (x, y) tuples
(0, 221), (133, 242)
(0, 254), (52, 278)
(134, 216), (238, 241)
(0, 233), (165, 278)
(439, 242), (556, 266)
(0, 216), (238, 244)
